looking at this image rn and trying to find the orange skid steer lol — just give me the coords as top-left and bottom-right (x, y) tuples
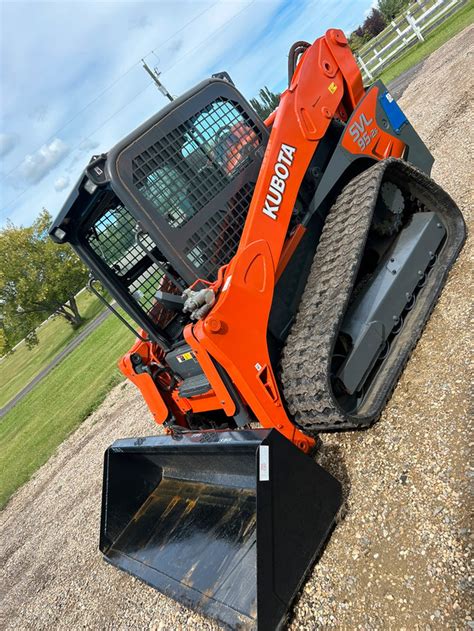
(50, 29), (465, 629)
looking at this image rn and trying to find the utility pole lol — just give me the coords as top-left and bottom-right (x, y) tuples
(142, 60), (174, 101)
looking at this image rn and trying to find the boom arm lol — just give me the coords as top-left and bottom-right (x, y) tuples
(181, 30), (368, 452)
(238, 29), (363, 265)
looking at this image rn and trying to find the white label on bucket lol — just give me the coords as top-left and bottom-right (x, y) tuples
(259, 446), (270, 481)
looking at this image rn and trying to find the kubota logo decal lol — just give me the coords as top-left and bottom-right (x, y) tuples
(263, 143), (296, 220)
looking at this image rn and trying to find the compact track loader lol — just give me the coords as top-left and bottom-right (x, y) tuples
(51, 29), (465, 630)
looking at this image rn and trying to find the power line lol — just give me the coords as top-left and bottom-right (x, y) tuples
(142, 61), (174, 101)
(0, 1), (219, 186)
(0, 0), (256, 220)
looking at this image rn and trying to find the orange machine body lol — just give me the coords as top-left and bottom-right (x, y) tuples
(119, 29), (406, 452)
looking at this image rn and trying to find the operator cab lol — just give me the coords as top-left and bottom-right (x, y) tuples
(50, 79), (269, 347)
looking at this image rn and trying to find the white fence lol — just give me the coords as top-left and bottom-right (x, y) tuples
(356, 0), (467, 82)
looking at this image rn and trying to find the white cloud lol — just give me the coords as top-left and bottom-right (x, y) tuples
(0, 133), (18, 158)
(18, 138), (69, 185)
(29, 105), (49, 122)
(54, 175), (70, 192)
(78, 138), (100, 152)
(130, 15), (152, 30)
(0, 0), (376, 227)
(63, 138), (100, 174)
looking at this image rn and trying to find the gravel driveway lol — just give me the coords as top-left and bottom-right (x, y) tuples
(1, 26), (473, 630)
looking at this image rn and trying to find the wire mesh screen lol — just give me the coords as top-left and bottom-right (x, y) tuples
(84, 194), (179, 329)
(85, 199), (149, 275)
(128, 263), (179, 328)
(184, 182), (255, 278)
(132, 98), (261, 229)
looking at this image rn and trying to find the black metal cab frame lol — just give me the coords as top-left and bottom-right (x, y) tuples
(50, 78), (269, 345)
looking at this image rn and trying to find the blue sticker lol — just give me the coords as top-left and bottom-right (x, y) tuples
(380, 91), (408, 134)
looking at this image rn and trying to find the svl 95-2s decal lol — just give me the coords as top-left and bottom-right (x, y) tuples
(349, 113), (378, 150)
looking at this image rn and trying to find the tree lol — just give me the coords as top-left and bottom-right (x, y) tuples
(97, 206), (135, 265)
(363, 8), (387, 37)
(348, 9), (386, 54)
(0, 209), (89, 353)
(378, 0), (411, 21)
(250, 86), (280, 120)
(348, 28), (372, 52)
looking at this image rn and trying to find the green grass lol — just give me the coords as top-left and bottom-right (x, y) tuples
(380, 0), (474, 84)
(0, 313), (135, 509)
(0, 290), (105, 408)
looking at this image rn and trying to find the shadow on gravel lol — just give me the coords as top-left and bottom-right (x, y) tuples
(317, 443), (351, 506)
(286, 443), (351, 628)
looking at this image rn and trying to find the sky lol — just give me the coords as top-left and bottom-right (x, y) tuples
(0, 0), (376, 228)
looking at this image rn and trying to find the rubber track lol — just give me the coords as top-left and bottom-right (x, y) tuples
(281, 158), (466, 433)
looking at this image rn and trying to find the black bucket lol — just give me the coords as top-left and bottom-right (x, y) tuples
(100, 429), (342, 630)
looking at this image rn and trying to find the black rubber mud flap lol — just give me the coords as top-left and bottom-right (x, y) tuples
(100, 429), (342, 630)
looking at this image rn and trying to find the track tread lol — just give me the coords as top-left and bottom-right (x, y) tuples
(281, 158), (466, 433)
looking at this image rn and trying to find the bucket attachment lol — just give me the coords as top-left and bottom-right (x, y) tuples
(100, 429), (342, 630)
